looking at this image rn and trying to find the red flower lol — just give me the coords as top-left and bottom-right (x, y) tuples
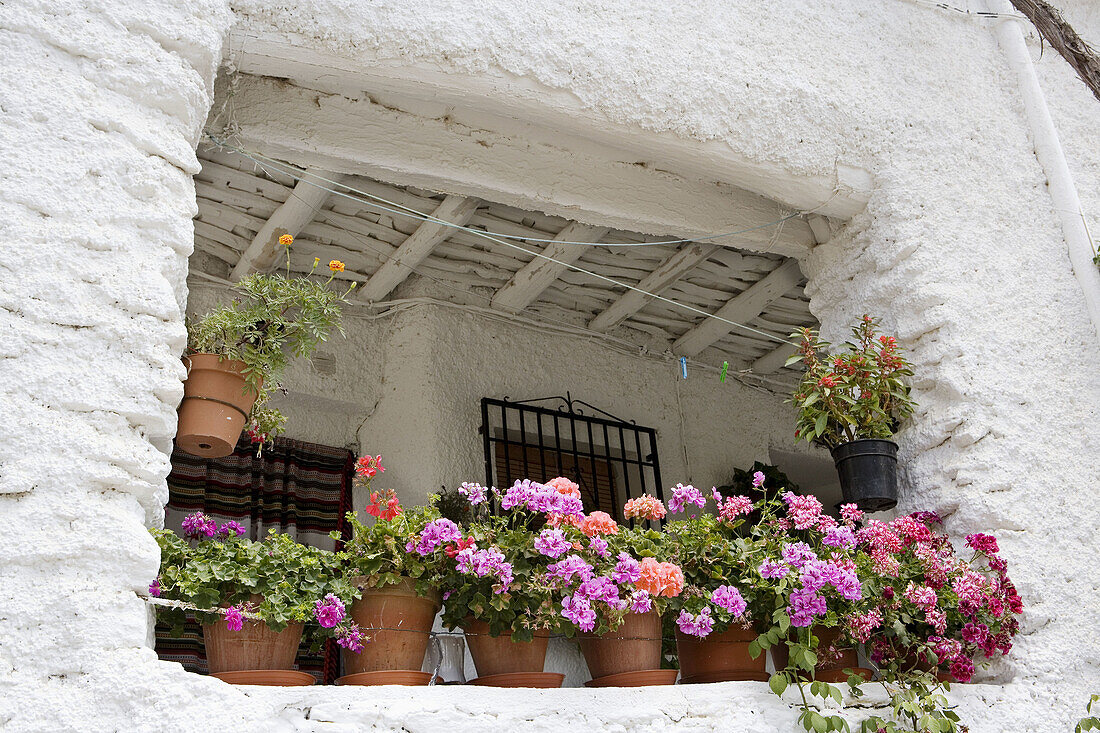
(444, 536), (475, 558)
(365, 489), (402, 521)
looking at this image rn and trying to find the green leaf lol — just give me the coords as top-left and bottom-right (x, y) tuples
(769, 673), (788, 696)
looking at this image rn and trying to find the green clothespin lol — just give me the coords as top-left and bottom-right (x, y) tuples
(720, 361), (728, 383)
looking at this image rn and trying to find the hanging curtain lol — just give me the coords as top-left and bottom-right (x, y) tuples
(155, 436), (354, 683)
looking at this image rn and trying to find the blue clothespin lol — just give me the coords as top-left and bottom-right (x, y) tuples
(680, 356), (688, 379)
(720, 361), (728, 383)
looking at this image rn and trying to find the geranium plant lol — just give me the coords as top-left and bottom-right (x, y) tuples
(338, 453), (451, 596)
(788, 315), (916, 449)
(186, 235), (354, 448)
(150, 512), (363, 651)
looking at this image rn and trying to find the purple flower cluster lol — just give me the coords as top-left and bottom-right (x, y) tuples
(455, 546), (514, 592)
(224, 605), (245, 631)
(314, 594), (347, 629)
(711, 585), (747, 617)
(588, 536), (609, 557)
(181, 512), (218, 538)
(788, 587), (828, 627)
(534, 528), (573, 558)
(562, 594), (597, 632)
(547, 554), (595, 584)
(336, 622), (365, 653)
(752, 471), (766, 489)
(759, 559), (788, 579)
(612, 554), (641, 584)
(628, 590), (653, 614)
(408, 518), (462, 556)
(499, 479), (583, 516)
(799, 560), (862, 601)
(781, 542), (818, 570)
(148, 578), (162, 597)
(823, 526), (856, 549)
(181, 512), (246, 540)
(458, 482), (489, 505)
(676, 607), (714, 637)
(668, 483), (706, 514)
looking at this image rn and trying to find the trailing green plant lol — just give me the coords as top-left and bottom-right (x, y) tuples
(186, 236), (354, 447)
(788, 315), (916, 449)
(150, 513), (360, 649)
(1077, 695), (1100, 732)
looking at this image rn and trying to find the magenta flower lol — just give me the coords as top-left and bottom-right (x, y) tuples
(752, 471), (766, 489)
(676, 607), (714, 638)
(148, 578), (162, 597)
(782, 491), (823, 530)
(759, 560), (787, 579)
(787, 588), (827, 627)
(455, 546), (514, 591)
(966, 533), (1000, 556)
(562, 594), (597, 632)
(839, 503), (863, 524)
(588, 536), (609, 557)
(458, 482), (489, 505)
(547, 554), (594, 584)
(711, 585), (747, 617)
(612, 553), (641, 584)
(224, 606), (245, 632)
(718, 496), (754, 522)
(314, 594), (347, 629)
(337, 622), (365, 653)
(411, 518), (463, 556)
(961, 622), (989, 645)
(823, 526), (856, 549)
(668, 483), (706, 514)
(218, 520), (246, 537)
(181, 512), (218, 539)
(629, 590), (653, 614)
(534, 528), (572, 558)
(949, 657), (975, 683)
(781, 542), (817, 570)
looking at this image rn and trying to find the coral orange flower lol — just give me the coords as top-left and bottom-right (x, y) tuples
(580, 511), (619, 537)
(279, 234), (294, 246)
(546, 512), (582, 529)
(329, 259), (345, 273)
(635, 558), (685, 598)
(545, 476), (581, 499)
(624, 495), (666, 522)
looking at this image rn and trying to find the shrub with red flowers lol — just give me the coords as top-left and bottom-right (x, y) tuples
(788, 315), (916, 449)
(150, 515), (361, 650)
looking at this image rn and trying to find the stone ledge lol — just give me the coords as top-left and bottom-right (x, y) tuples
(240, 680), (1014, 733)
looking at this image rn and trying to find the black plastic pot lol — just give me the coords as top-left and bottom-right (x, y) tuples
(830, 439), (898, 512)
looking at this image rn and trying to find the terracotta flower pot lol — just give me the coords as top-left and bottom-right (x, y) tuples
(584, 669), (678, 687)
(462, 618), (550, 677)
(578, 610), (663, 680)
(337, 670), (433, 686)
(177, 353), (259, 458)
(771, 628), (872, 683)
(210, 669), (315, 686)
(468, 672), (564, 688)
(676, 625), (768, 683)
(342, 577), (441, 676)
(202, 619), (304, 674)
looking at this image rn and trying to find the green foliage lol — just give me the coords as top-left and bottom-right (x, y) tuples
(787, 315), (916, 449)
(339, 503), (449, 598)
(1077, 695), (1100, 732)
(150, 527), (357, 639)
(186, 250), (353, 445)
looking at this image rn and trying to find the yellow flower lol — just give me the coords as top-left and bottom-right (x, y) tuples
(279, 234), (294, 246)
(329, 260), (345, 273)
(313, 257), (320, 268)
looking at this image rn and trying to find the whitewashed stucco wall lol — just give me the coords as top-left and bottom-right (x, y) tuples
(2, 1), (1099, 731)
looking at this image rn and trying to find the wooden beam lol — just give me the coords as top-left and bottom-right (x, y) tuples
(751, 343), (800, 374)
(357, 194), (480, 301)
(588, 242), (718, 332)
(672, 259), (804, 357)
(229, 168), (343, 281)
(490, 222), (609, 312)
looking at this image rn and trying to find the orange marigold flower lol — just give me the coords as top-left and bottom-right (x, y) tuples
(279, 234), (294, 246)
(635, 558), (685, 598)
(545, 476), (581, 499)
(579, 511), (619, 537)
(329, 259), (345, 273)
(623, 495), (666, 522)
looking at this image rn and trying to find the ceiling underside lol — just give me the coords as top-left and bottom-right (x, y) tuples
(188, 145), (817, 383)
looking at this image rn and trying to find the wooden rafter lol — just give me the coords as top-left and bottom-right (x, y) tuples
(490, 222), (609, 312)
(357, 194), (480, 301)
(751, 343), (799, 374)
(672, 259), (804, 357)
(229, 168), (343, 281)
(588, 242), (718, 332)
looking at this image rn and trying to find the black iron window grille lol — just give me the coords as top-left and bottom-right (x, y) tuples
(480, 394), (664, 523)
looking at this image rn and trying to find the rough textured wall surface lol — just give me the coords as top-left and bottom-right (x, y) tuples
(2, 0), (1098, 731)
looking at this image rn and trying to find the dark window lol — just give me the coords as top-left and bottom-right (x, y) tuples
(480, 395), (663, 522)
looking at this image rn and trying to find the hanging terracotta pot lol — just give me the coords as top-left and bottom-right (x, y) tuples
(341, 577), (441, 680)
(578, 610), (664, 681)
(831, 439), (899, 512)
(676, 625), (769, 683)
(771, 628), (873, 683)
(462, 618), (549, 678)
(202, 618), (304, 682)
(177, 353), (259, 458)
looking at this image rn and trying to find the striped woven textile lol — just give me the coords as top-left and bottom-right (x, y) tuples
(155, 436), (354, 683)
